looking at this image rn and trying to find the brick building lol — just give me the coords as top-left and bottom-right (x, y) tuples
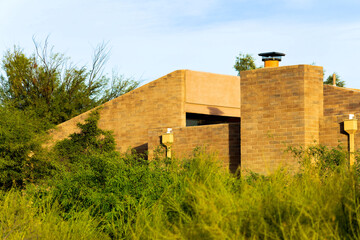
(50, 60), (360, 174)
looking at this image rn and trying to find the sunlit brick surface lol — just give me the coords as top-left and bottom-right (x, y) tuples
(240, 65), (323, 174)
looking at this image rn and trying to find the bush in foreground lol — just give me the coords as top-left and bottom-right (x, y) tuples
(2, 146), (357, 239)
(0, 190), (109, 239)
(2, 109), (360, 239)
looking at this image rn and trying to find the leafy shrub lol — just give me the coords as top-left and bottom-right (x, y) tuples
(54, 109), (117, 165)
(46, 110), (174, 237)
(0, 106), (55, 189)
(287, 144), (349, 172)
(130, 145), (360, 239)
(18, 112), (360, 239)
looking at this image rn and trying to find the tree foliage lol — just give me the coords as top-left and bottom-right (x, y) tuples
(234, 53), (257, 76)
(323, 72), (345, 87)
(101, 71), (139, 103)
(0, 38), (140, 189)
(0, 39), (139, 126)
(0, 106), (54, 189)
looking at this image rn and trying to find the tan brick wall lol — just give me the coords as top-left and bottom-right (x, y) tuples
(304, 67), (324, 144)
(50, 70), (186, 153)
(148, 123), (240, 172)
(240, 65), (323, 174)
(185, 70), (240, 117)
(323, 85), (360, 116)
(320, 85), (360, 148)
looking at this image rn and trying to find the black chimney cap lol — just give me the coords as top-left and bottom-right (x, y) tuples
(258, 52), (285, 57)
(258, 52), (285, 62)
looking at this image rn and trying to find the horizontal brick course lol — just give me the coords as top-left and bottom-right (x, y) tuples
(321, 85), (360, 148)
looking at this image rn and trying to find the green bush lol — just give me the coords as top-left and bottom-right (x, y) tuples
(47, 109), (174, 237)
(54, 109), (117, 165)
(130, 149), (360, 239)
(0, 106), (55, 189)
(8, 110), (359, 239)
(287, 144), (349, 172)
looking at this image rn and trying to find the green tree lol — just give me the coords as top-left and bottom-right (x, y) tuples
(101, 71), (140, 103)
(323, 73), (345, 87)
(0, 39), (139, 126)
(234, 53), (257, 76)
(0, 106), (54, 189)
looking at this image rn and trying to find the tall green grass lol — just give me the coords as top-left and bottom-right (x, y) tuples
(1, 146), (360, 239)
(1, 109), (359, 239)
(127, 148), (360, 239)
(0, 190), (110, 239)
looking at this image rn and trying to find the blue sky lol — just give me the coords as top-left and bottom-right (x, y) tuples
(1, 0), (360, 87)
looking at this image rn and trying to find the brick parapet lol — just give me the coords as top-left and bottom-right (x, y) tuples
(148, 123), (240, 173)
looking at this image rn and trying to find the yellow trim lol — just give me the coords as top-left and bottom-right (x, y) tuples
(264, 60), (279, 68)
(162, 133), (174, 158)
(344, 119), (358, 166)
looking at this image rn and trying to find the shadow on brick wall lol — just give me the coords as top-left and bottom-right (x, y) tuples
(207, 107), (224, 115)
(339, 122), (351, 152)
(228, 122), (241, 173)
(133, 143), (148, 157)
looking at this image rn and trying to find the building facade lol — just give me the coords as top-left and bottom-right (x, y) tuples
(50, 65), (360, 174)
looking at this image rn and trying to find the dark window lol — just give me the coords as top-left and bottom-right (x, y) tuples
(186, 113), (240, 126)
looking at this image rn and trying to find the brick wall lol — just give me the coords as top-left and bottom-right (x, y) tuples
(240, 65), (323, 174)
(49, 70), (186, 153)
(185, 70), (241, 117)
(304, 67), (324, 144)
(320, 85), (360, 148)
(148, 123), (240, 173)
